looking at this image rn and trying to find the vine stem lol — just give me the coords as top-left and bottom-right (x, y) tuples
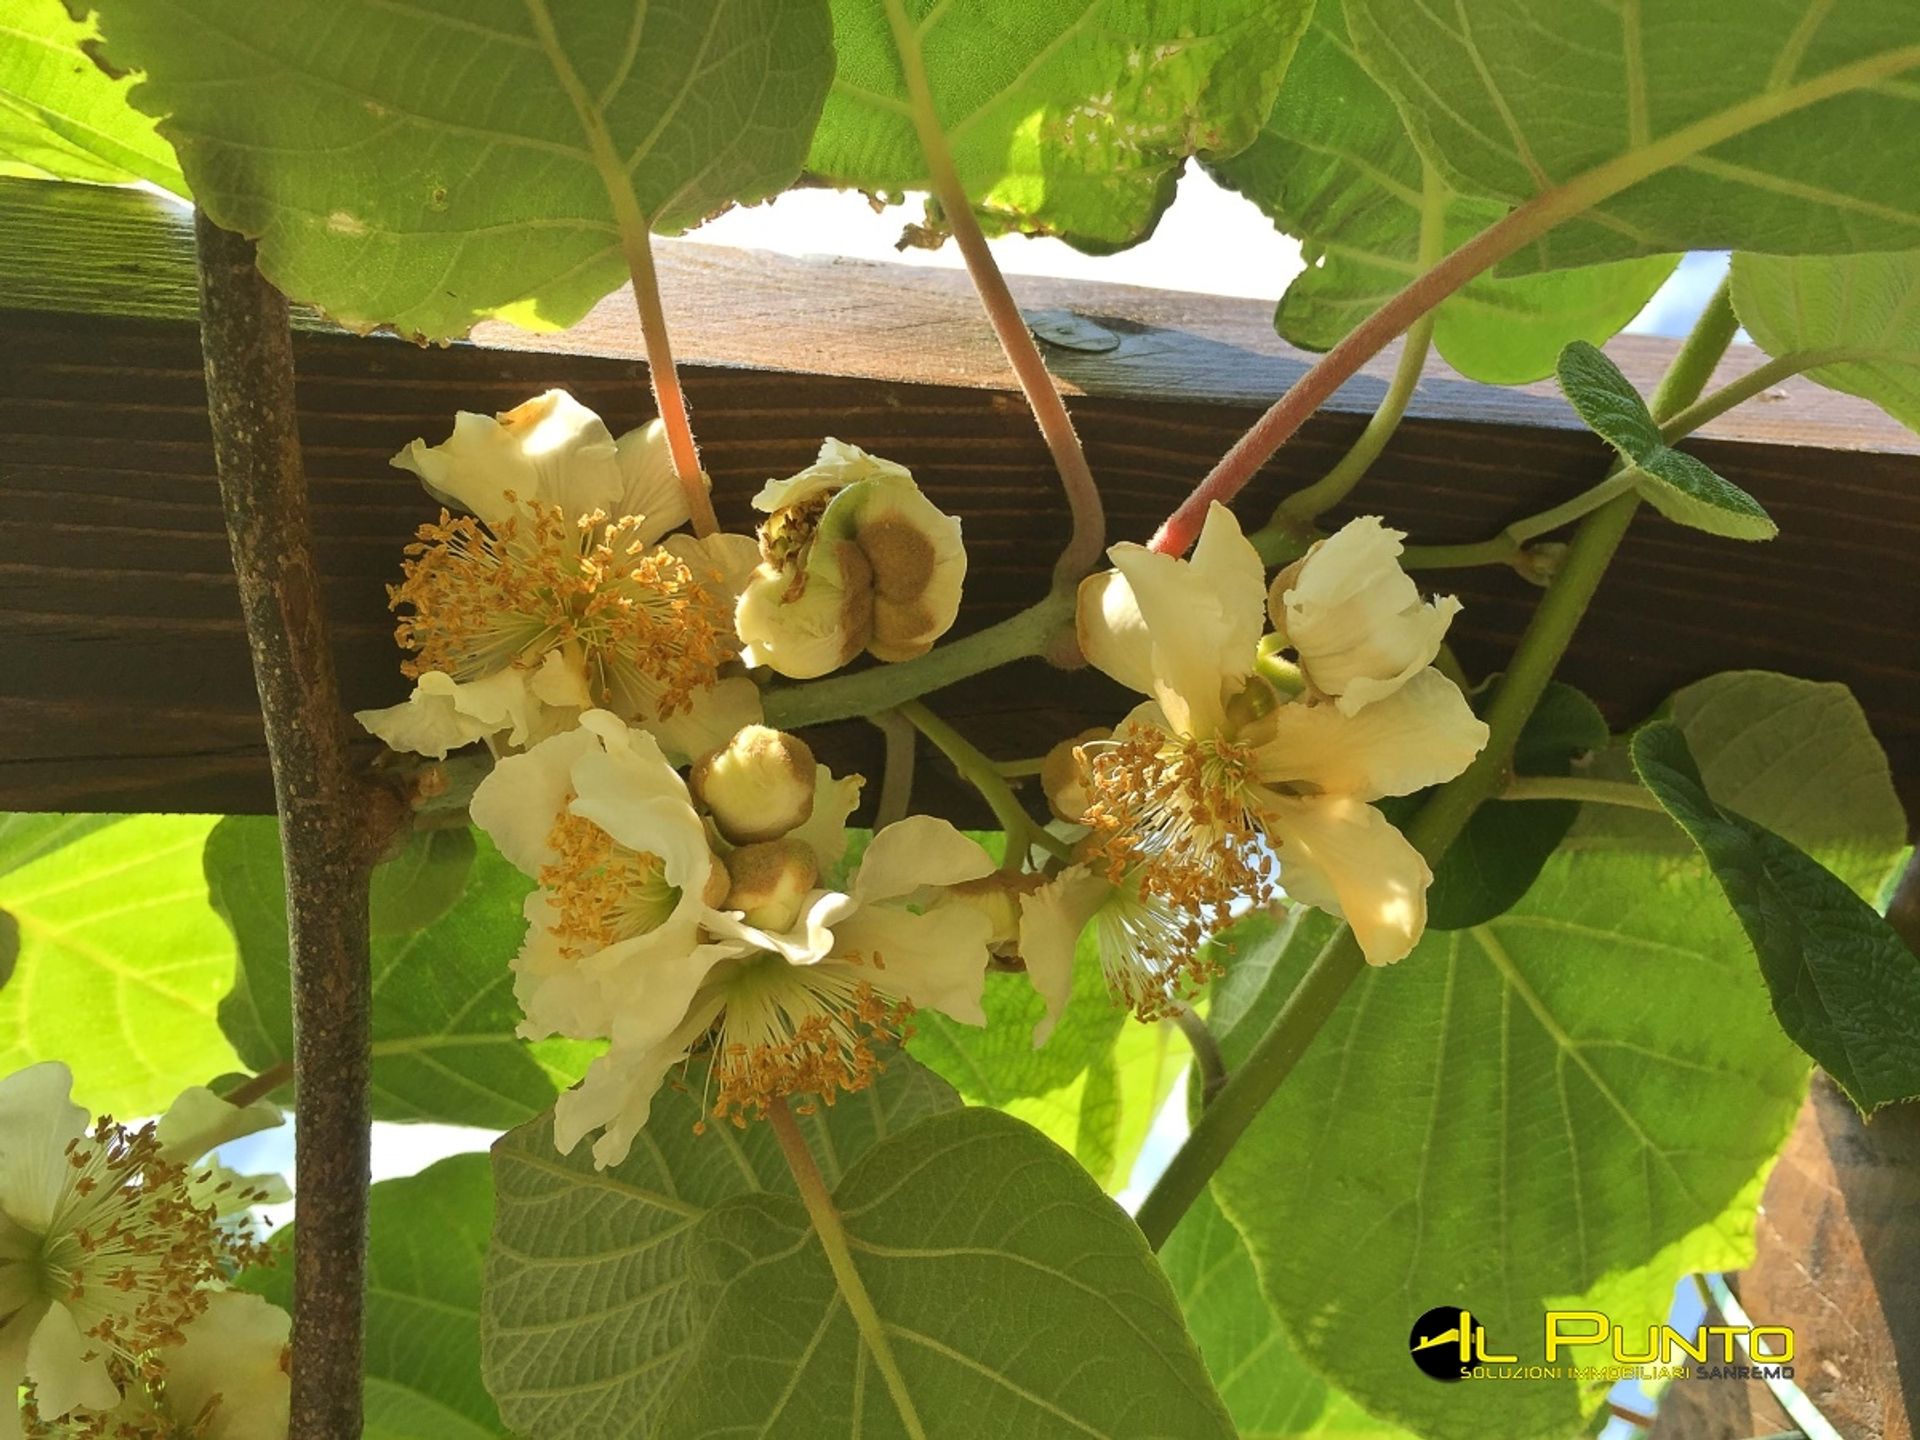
(1264, 165), (1446, 540)
(768, 1098), (928, 1440)
(896, 700), (1071, 866)
(761, 592), (1073, 731)
(870, 710), (918, 829)
(220, 1059), (295, 1110)
(879, 0), (1105, 588)
(1147, 44), (1920, 556)
(1167, 1006), (1228, 1106)
(1133, 280), (1742, 1251)
(195, 213), (405, 1440)
(521, 0), (717, 538)
(1502, 776), (1665, 812)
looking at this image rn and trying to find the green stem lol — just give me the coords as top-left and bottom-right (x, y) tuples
(896, 700), (1071, 867)
(1265, 167), (1446, 539)
(1134, 282), (1744, 1251)
(1168, 1005), (1229, 1106)
(761, 592), (1072, 731)
(880, 0), (1104, 588)
(220, 1059), (294, 1109)
(1501, 775), (1665, 812)
(768, 1099), (927, 1440)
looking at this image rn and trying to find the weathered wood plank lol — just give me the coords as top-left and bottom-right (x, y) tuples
(1, 178), (1916, 822)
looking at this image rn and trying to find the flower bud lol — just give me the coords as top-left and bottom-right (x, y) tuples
(723, 838), (821, 932)
(735, 440), (964, 677)
(690, 725), (818, 844)
(1041, 727), (1110, 823)
(931, 870), (1041, 954)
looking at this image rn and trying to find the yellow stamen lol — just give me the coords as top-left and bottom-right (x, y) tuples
(536, 808), (681, 958)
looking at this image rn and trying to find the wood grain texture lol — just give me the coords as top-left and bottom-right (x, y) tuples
(1, 178), (1917, 822)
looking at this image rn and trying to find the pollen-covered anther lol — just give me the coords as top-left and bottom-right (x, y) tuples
(706, 976), (912, 1128)
(1043, 726), (1111, 823)
(537, 807), (681, 957)
(1078, 723), (1272, 919)
(1095, 884), (1223, 1022)
(389, 499), (734, 715)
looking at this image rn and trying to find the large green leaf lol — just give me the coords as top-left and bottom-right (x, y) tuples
(1162, 1188), (1408, 1440)
(1209, 0), (1672, 384)
(1556, 340), (1777, 540)
(247, 1155), (506, 1439)
(1346, 0), (1920, 272)
(1732, 248), (1920, 434)
(0, 0), (185, 190)
(484, 1058), (958, 1439)
(80, 0), (833, 338)
(1004, 1012), (1184, 1191)
(655, 1107), (1235, 1438)
(0, 813), (239, 1115)
(1632, 721), (1920, 1114)
(810, 0), (1311, 249)
(1208, 670), (1904, 1440)
(207, 818), (591, 1128)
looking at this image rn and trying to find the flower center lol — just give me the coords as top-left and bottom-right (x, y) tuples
(538, 810), (681, 957)
(30, 1122), (266, 1394)
(390, 499), (733, 717)
(699, 953), (911, 1129)
(1079, 723), (1274, 918)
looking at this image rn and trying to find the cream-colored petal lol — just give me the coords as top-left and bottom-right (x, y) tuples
(355, 666), (551, 760)
(735, 558), (864, 680)
(1075, 568), (1156, 697)
(664, 530), (761, 606)
(1273, 516), (1461, 714)
(1251, 670), (1488, 801)
(752, 438), (913, 513)
(1108, 503), (1263, 736)
(788, 766), (866, 878)
(0, 1062), (87, 1231)
(1263, 794), (1430, 966)
(392, 390), (623, 527)
(852, 816), (996, 905)
(555, 995), (725, 1168)
(705, 890), (850, 966)
(829, 905), (993, 1026)
(154, 1086), (283, 1165)
(1018, 868), (1111, 1044)
(637, 674), (765, 768)
(614, 419), (690, 544)
(25, 1301), (119, 1419)
(160, 1291), (291, 1440)
(469, 722), (602, 877)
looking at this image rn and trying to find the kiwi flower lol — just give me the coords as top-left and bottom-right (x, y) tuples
(356, 390), (761, 764)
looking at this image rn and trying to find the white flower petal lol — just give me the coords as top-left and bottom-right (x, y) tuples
(154, 1086), (283, 1165)
(1273, 516), (1461, 714)
(1074, 568), (1155, 697)
(614, 419), (689, 544)
(160, 1291), (291, 1440)
(706, 890), (850, 966)
(735, 556), (864, 679)
(664, 530), (761, 607)
(556, 996), (725, 1168)
(1108, 502), (1264, 736)
(829, 906), (993, 1026)
(392, 390), (623, 528)
(0, 1062), (87, 1231)
(1252, 670), (1488, 800)
(752, 438), (912, 513)
(25, 1301), (119, 1420)
(469, 722), (602, 877)
(788, 766), (866, 878)
(356, 666), (549, 760)
(1263, 793), (1431, 966)
(1018, 868), (1110, 1044)
(852, 816), (996, 905)
(637, 674), (766, 768)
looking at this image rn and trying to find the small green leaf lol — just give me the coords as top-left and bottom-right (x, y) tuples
(246, 1154), (507, 1438)
(0, 0), (186, 191)
(1346, 0), (1920, 271)
(1556, 340), (1777, 540)
(1632, 721), (1920, 1113)
(484, 1058), (958, 1439)
(82, 0), (834, 338)
(811, 0), (1312, 249)
(208, 818), (591, 1128)
(369, 826), (476, 937)
(1162, 1188), (1410, 1439)
(1209, 0), (1673, 384)
(1732, 248), (1920, 435)
(0, 813), (239, 1115)
(656, 1107), (1235, 1438)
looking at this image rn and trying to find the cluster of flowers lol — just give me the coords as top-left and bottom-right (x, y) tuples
(356, 393), (1486, 1167)
(1, 1064), (290, 1439)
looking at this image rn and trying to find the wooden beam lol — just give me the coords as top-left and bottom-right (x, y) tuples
(2, 177), (1916, 823)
